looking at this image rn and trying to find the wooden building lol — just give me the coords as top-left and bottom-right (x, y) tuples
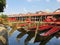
(7, 9), (60, 22)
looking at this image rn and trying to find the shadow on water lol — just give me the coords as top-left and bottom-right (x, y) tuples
(8, 25), (60, 45)
(1, 26), (60, 45)
(14, 28), (60, 45)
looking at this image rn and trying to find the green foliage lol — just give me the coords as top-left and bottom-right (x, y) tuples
(0, 14), (8, 18)
(0, 0), (6, 6)
(0, 0), (6, 12)
(0, 14), (8, 23)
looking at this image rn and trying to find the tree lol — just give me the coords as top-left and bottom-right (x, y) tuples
(0, 14), (8, 24)
(0, 14), (8, 18)
(0, 0), (6, 12)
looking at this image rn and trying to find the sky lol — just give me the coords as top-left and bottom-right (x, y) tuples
(4, 0), (60, 14)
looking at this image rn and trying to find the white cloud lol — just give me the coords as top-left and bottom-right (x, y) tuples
(23, 8), (27, 12)
(6, 4), (8, 8)
(27, 0), (41, 2)
(27, 0), (32, 2)
(46, 0), (50, 2)
(45, 9), (51, 13)
(57, 0), (60, 2)
(23, 8), (28, 13)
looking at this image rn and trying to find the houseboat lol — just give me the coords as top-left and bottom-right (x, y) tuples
(8, 9), (60, 36)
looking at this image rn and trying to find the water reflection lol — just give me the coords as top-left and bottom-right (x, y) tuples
(15, 28), (60, 45)
(9, 24), (60, 45)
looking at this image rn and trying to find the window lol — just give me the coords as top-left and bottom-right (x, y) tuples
(31, 16), (40, 21)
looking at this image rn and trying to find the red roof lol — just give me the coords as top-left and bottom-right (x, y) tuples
(8, 9), (60, 17)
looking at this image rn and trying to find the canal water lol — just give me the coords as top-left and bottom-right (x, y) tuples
(8, 30), (60, 45)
